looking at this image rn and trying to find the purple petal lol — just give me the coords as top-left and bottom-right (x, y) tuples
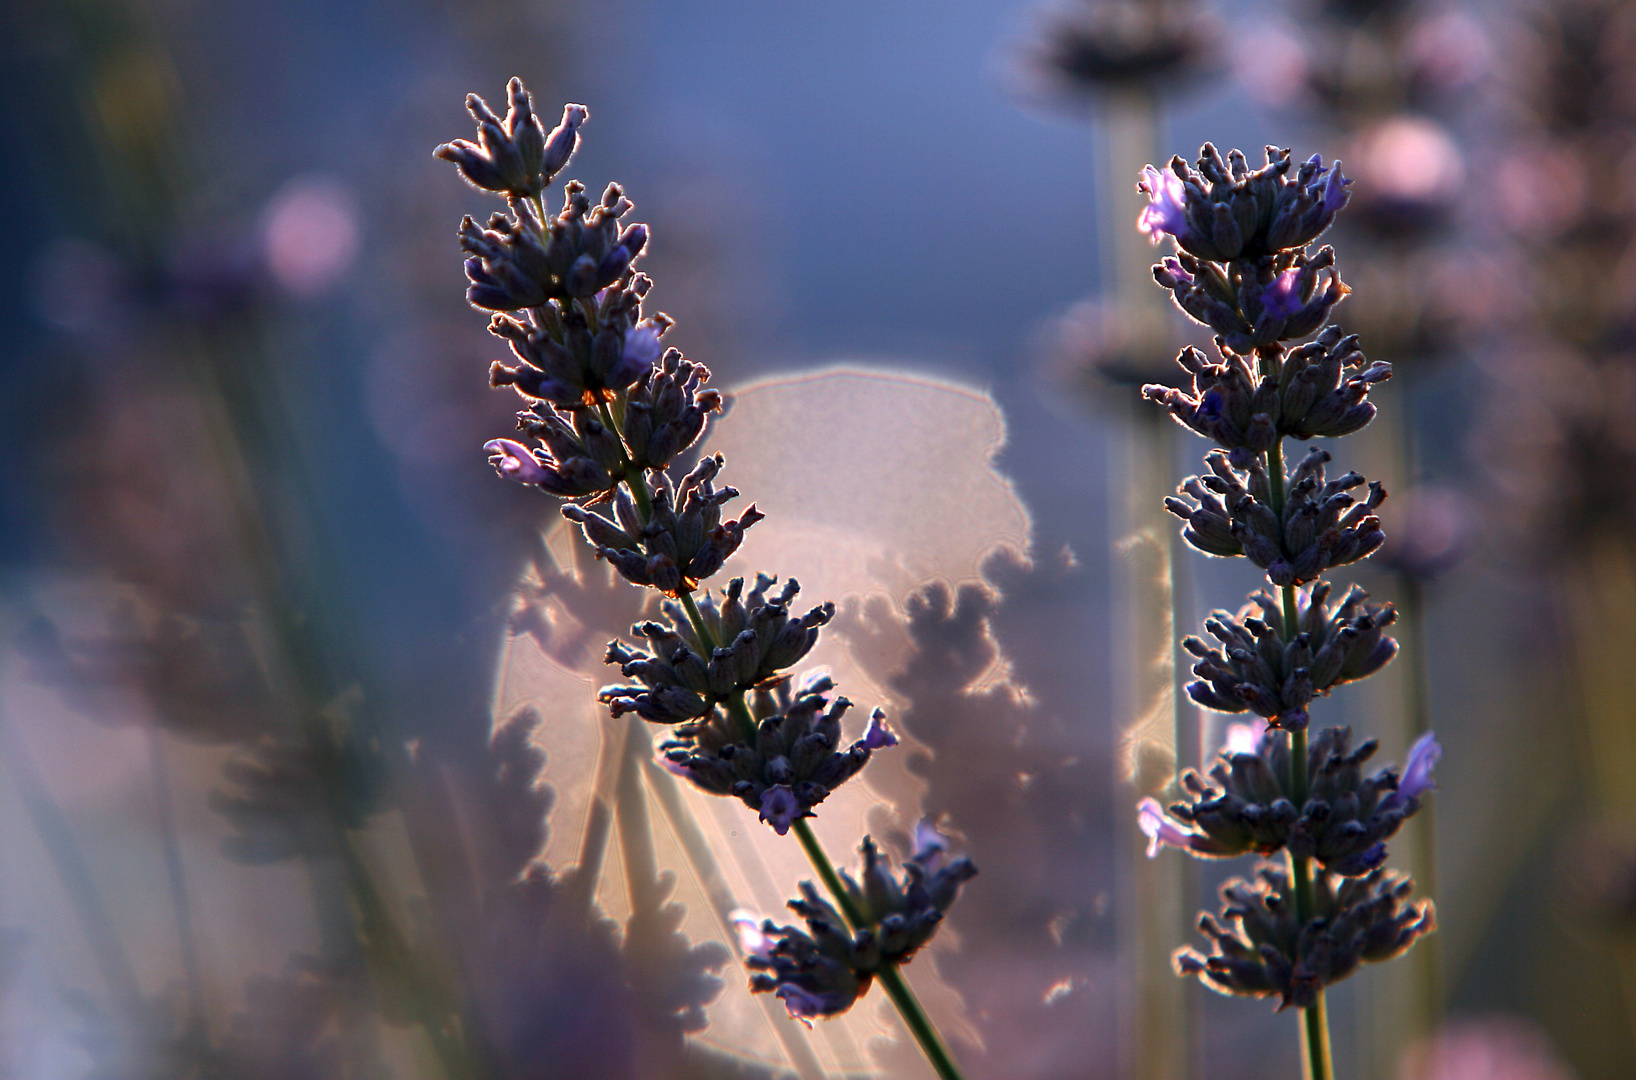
(1137, 165), (1191, 243)
(910, 817), (951, 873)
(862, 709), (899, 749)
(604, 323), (663, 388)
(1398, 731), (1441, 800)
(1137, 797), (1196, 858)
(775, 985), (833, 1025)
(729, 909), (775, 961)
(758, 785), (804, 835)
(484, 438), (551, 484)
(1263, 267), (1305, 319)
(1322, 162), (1352, 215)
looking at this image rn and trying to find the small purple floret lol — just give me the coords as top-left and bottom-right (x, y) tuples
(1322, 161), (1352, 215)
(759, 784), (803, 835)
(729, 910), (776, 961)
(775, 984), (833, 1026)
(910, 818), (952, 874)
(1263, 267), (1305, 320)
(1138, 165), (1191, 243)
(862, 709), (898, 750)
(605, 323), (663, 388)
(1398, 731), (1441, 799)
(484, 438), (550, 484)
(1137, 796), (1196, 858)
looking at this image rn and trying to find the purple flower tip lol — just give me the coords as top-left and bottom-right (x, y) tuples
(484, 438), (550, 484)
(775, 985), (830, 1026)
(1137, 165), (1190, 244)
(910, 817), (951, 873)
(1264, 267), (1305, 319)
(729, 909), (775, 961)
(1399, 731), (1441, 800)
(1136, 796), (1195, 858)
(1160, 255), (1194, 285)
(1322, 161), (1352, 214)
(758, 785), (804, 835)
(862, 709), (899, 749)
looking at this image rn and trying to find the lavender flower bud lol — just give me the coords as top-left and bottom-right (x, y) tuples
(434, 80), (562, 198)
(656, 679), (891, 829)
(1154, 725), (1434, 875)
(742, 829), (976, 1022)
(1174, 863), (1433, 1010)
(1138, 145), (1352, 262)
(1183, 583), (1397, 729)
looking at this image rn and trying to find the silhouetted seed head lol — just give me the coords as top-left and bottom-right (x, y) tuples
(1174, 862), (1435, 1010)
(741, 825), (976, 1020)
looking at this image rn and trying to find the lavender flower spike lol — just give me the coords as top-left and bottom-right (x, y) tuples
(1137, 164), (1191, 243)
(1137, 796), (1198, 858)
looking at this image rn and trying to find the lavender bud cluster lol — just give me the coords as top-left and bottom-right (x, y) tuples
(439, 81), (973, 1031)
(1183, 583), (1398, 731)
(1134, 143), (1439, 1014)
(1142, 727), (1441, 876)
(737, 824), (978, 1019)
(1174, 864), (1434, 1011)
(1165, 446), (1386, 586)
(658, 672), (896, 835)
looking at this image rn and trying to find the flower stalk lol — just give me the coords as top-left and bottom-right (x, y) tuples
(1133, 143), (1440, 1078)
(441, 80), (973, 1077)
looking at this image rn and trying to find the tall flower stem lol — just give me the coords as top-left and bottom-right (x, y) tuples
(1266, 426), (1334, 1080)
(675, 587), (967, 1080)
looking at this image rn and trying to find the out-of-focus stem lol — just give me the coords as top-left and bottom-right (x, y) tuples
(0, 702), (142, 1014)
(147, 728), (205, 1027)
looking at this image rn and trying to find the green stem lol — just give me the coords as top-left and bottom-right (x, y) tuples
(672, 548), (963, 1077)
(791, 819), (966, 1080)
(597, 397), (653, 522)
(1268, 421), (1334, 1080)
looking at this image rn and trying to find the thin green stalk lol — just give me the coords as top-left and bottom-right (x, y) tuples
(674, 588), (964, 1078)
(1268, 424), (1335, 1080)
(792, 819), (966, 1080)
